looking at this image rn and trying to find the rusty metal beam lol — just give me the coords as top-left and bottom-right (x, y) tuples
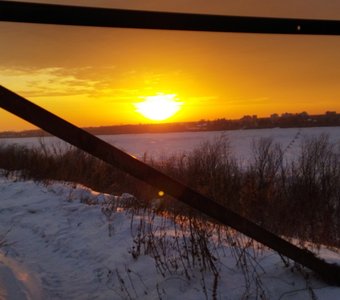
(0, 1), (340, 35)
(1, 85), (340, 284)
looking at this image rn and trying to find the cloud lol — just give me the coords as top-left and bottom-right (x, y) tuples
(0, 66), (205, 106)
(0, 66), (101, 98)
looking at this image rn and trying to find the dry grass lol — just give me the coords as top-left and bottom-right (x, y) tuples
(0, 133), (340, 246)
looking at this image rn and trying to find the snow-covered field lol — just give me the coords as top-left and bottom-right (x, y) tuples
(1, 173), (340, 299)
(2, 127), (340, 162)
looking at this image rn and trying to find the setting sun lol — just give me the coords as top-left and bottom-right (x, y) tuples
(135, 94), (182, 121)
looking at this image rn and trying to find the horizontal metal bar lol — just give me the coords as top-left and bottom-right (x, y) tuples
(0, 1), (340, 35)
(1, 85), (340, 284)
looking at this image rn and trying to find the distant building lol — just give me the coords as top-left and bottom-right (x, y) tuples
(324, 111), (338, 122)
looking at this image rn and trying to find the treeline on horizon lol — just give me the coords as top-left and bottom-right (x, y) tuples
(1, 111), (340, 138)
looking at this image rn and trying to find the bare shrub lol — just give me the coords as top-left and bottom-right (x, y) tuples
(240, 138), (285, 226)
(0, 142), (150, 197)
(126, 206), (268, 299)
(285, 134), (340, 245)
(147, 136), (242, 213)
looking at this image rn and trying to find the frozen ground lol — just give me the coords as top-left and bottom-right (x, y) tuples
(1, 173), (340, 299)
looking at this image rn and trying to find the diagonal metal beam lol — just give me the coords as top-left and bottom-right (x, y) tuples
(0, 1), (340, 35)
(1, 85), (340, 284)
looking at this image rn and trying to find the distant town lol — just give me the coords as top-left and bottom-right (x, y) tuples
(1, 111), (340, 138)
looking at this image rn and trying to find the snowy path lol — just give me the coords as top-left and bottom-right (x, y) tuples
(0, 177), (136, 299)
(1, 174), (340, 299)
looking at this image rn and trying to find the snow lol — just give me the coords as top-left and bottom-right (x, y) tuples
(1, 173), (340, 299)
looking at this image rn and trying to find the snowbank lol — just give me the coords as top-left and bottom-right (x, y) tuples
(1, 174), (340, 299)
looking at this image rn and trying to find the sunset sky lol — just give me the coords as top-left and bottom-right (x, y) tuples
(1, 0), (340, 131)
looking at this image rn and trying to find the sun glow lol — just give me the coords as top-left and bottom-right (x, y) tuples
(135, 94), (182, 121)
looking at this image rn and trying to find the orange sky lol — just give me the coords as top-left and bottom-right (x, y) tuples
(1, 0), (340, 131)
